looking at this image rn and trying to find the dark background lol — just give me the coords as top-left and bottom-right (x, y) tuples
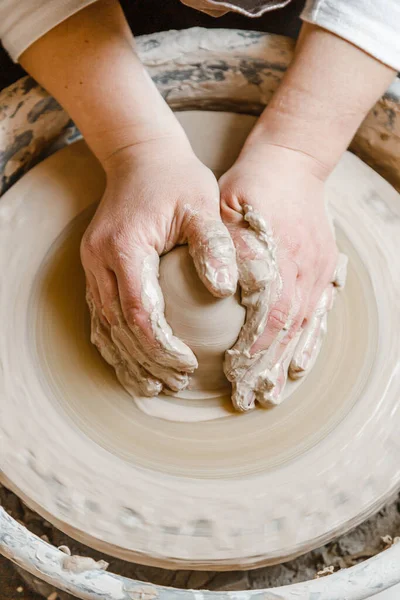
(0, 1), (303, 597)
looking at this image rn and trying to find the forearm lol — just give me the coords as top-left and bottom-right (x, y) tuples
(249, 23), (396, 175)
(20, 0), (186, 168)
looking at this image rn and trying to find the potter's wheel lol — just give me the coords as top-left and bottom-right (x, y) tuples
(1, 111), (400, 571)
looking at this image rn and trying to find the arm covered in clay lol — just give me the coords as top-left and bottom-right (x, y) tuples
(220, 23), (396, 410)
(19, 0), (238, 397)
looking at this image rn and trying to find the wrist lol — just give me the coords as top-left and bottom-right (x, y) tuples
(102, 128), (192, 178)
(249, 92), (361, 177)
(246, 23), (395, 177)
(235, 134), (331, 185)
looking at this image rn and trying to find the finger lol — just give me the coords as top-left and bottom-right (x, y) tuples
(227, 321), (302, 410)
(253, 281), (307, 406)
(289, 285), (334, 380)
(86, 288), (162, 397)
(230, 381), (256, 413)
(228, 207), (282, 357)
(111, 320), (190, 393)
(256, 278), (311, 406)
(86, 266), (171, 394)
(255, 330), (302, 406)
(89, 253), (196, 390)
(187, 215), (238, 298)
(115, 362), (162, 398)
(232, 262), (302, 408)
(251, 259), (299, 353)
(289, 251), (346, 380)
(84, 271), (106, 325)
(113, 249), (198, 373)
(94, 267), (119, 325)
(85, 272), (101, 312)
(240, 281), (303, 408)
(224, 205), (282, 411)
(307, 250), (346, 317)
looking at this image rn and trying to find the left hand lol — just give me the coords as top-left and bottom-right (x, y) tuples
(220, 141), (347, 411)
(82, 136), (237, 398)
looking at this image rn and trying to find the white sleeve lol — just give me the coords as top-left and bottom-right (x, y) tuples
(0, 0), (98, 62)
(301, 0), (400, 71)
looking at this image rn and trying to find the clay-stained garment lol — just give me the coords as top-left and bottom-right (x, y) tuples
(180, 0), (291, 17)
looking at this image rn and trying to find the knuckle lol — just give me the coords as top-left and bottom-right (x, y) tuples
(123, 302), (145, 329)
(220, 182), (246, 212)
(219, 188), (236, 209)
(284, 319), (302, 343)
(81, 230), (101, 261)
(195, 191), (219, 210)
(220, 202), (238, 227)
(279, 332), (294, 347)
(220, 196), (253, 229)
(81, 227), (130, 263)
(107, 231), (129, 258)
(123, 308), (137, 329)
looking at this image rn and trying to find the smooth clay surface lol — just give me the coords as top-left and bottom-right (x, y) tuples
(136, 245), (246, 422)
(1, 112), (400, 571)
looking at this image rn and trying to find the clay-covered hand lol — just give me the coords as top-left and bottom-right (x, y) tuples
(220, 143), (347, 411)
(81, 136), (237, 396)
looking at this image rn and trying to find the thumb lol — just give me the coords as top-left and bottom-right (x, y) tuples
(187, 215), (238, 298)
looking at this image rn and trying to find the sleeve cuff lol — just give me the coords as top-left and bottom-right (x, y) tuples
(2, 0), (98, 62)
(301, 0), (400, 72)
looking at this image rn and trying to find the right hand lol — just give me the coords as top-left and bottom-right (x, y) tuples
(219, 141), (346, 410)
(81, 134), (237, 397)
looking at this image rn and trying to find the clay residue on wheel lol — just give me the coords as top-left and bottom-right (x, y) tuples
(2, 484), (400, 592)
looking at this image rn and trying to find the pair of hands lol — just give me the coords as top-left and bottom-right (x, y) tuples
(82, 130), (343, 411)
(19, 0), (393, 411)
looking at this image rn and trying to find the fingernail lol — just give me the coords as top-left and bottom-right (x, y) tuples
(268, 386), (283, 406)
(289, 353), (310, 379)
(288, 361), (306, 380)
(211, 266), (238, 298)
(233, 384), (255, 412)
(299, 352), (311, 372)
(116, 365), (162, 397)
(163, 372), (190, 393)
(257, 381), (284, 407)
